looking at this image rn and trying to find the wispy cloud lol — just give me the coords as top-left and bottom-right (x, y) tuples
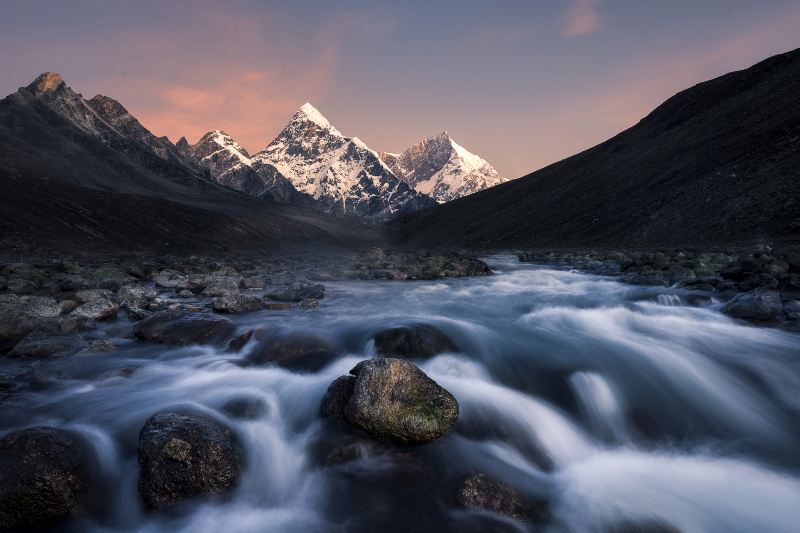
(563, 0), (602, 37)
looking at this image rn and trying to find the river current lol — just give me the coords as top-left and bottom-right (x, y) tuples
(2, 255), (799, 532)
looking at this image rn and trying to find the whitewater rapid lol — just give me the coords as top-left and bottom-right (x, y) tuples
(1, 255), (798, 532)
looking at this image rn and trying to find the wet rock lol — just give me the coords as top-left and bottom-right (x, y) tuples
(783, 300), (800, 320)
(91, 265), (134, 290)
(342, 358), (459, 444)
(243, 331), (342, 372)
(201, 277), (241, 297)
(621, 273), (669, 286)
(265, 302), (293, 310)
(153, 269), (187, 289)
(267, 282), (325, 302)
(455, 473), (537, 522)
(133, 309), (235, 345)
(226, 329), (253, 352)
(211, 294), (264, 314)
(319, 375), (356, 422)
(0, 427), (88, 529)
(0, 294), (62, 318)
(297, 298), (322, 309)
(7, 278), (38, 293)
(724, 290), (783, 320)
(738, 273), (779, 291)
(220, 396), (269, 420)
(82, 339), (117, 353)
(8, 334), (85, 358)
(118, 285), (157, 309)
(242, 276), (267, 289)
(70, 298), (119, 320)
(98, 366), (138, 380)
(74, 288), (114, 304)
(138, 411), (241, 509)
(373, 324), (458, 358)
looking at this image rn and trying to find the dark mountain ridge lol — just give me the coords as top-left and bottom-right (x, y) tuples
(0, 74), (375, 255)
(391, 48), (800, 250)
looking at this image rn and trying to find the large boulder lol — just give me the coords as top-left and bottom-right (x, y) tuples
(723, 290), (783, 320)
(319, 375), (356, 422)
(211, 294), (264, 314)
(373, 324), (458, 358)
(243, 330), (342, 371)
(201, 276), (242, 297)
(455, 473), (537, 522)
(138, 411), (241, 509)
(330, 358), (459, 444)
(8, 334), (85, 358)
(0, 427), (88, 529)
(266, 282), (325, 302)
(133, 309), (234, 345)
(70, 298), (119, 320)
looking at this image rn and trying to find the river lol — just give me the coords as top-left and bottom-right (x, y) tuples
(2, 255), (799, 532)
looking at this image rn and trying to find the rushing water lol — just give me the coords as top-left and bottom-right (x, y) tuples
(2, 256), (800, 532)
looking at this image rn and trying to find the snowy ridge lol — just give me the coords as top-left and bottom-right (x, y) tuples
(381, 131), (505, 203)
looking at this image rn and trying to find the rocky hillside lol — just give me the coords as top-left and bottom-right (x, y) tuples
(0, 73), (375, 255)
(381, 131), (505, 203)
(392, 48), (800, 249)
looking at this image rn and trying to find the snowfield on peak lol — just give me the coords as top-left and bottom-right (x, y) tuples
(381, 131), (506, 203)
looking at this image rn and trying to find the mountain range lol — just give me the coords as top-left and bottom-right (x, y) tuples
(393, 48), (800, 249)
(2, 48), (798, 255)
(179, 103), (503, 218)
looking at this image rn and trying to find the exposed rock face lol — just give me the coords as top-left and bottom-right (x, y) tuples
(267, 282), (325, 302)
(243, 330), (342, 372)
(0, 427), (88, 529)
(724, 290), (783, 320)
(373, 324), (458, 358)
(381, 131), (505, 203)
(251, 103), (435, 219)
(138, 411), (241, 509)
(326, 358), (459, 444)
(133, 309), (234, 345)
(455, 473), (537, 522)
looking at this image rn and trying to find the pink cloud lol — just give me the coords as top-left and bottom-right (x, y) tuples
(563, 0), (602, 37)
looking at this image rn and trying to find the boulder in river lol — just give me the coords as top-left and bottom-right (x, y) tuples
(327, 358), (459, 444)
(319, 375), (356, 422)
(8, 334), (85, 358)
(70, 298), (119, 320)
(723, 290), (783, 320)
(267, 282), (325, 302)
(243, 330), (342, 372)
(0, 427), (88, 529)
(455, 472), (538, 522)
(133, 309), (234, 345)
(211, 294), (264, 314)
(373, 324), (458, 358)
(117, 285), (158, 310)
(138, 411), (241, 509)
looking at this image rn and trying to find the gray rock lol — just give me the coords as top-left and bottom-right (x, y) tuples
(133, 309), (234, 345)
(138, 411), (241, 509)
(6, 278), (38, 293)
(8, 334), (85, 358)
(724, 290), (783, 320)
(243, 331), (342, 372)
(73, 289), (114, 304)
(0, 427), (88, 529)
(211, 294), (264, 314)
(455, 472), (537, 522)
(319, 375), (356, 422)
(341, 358), (459, 444)
(267, 282), (325, 302)
(201, 276), (242, 297)
(117, 285), (157, 309)
(373, 324), (458, 358)
(70, 298), (119, 320)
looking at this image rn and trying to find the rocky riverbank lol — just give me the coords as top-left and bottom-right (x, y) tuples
(518, 246), (800, 329)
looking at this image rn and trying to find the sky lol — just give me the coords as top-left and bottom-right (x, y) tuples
(1, 0), (798, 179)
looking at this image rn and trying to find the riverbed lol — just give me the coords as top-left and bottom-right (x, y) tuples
(2, 255), (799, 532)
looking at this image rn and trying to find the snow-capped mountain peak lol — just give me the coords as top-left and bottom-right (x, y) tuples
(202, 130), (252, 166)
(381, 131), (505, 203)
(251, 103), (434, 218)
